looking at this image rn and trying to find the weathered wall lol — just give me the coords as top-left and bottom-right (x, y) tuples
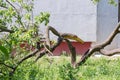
(34, 0), (97, 42)
(34, 0), (120, 49)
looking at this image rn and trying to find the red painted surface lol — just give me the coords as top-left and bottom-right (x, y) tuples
(19, 41), (91, 56)
(53, 42), (91, 56)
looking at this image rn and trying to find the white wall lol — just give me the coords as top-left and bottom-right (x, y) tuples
(34, 0), (97, 41)
(97, 0), (118, 49)
(34, 0), (119, 49)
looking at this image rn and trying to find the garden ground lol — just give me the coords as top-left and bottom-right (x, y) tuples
(1, 55), (120, 80)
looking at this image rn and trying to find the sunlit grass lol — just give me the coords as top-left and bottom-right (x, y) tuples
(4, 56), (120, 80)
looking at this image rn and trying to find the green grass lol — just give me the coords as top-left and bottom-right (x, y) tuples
(1, 56), (120, 80)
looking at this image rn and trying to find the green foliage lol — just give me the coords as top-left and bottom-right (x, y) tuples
(0, 56), (120, 80)
(58, 63), (79, 80)
(0, 0), (50, 78)
(108, 0), (117, 6)
(0, 0), (50, 59)
(92, 0), (117, 6)
(0, 0), (50, 47)
(0, 0), (119, 80)
(92, 0), (100, 4)
(0, 45), (9, 60)
(35, 12), (50, 25)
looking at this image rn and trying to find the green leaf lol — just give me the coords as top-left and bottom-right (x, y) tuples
(25, 13), (31, 20)
(11, 0), (16, 2)
(0, 45), (9, 58)
(108, 0), (117, 6)
(92, 0), (100, 4)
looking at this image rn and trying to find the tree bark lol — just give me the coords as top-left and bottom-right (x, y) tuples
(65, 39), (76, 68)
(76, 22), (120, 67)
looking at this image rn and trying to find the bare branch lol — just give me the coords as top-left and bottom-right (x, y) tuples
(51, 37), (63, 51)
(17, 49), (39, 65)
(77, 22), (120, 67)
(0, 27), (14, 33)
(43, 44), (53, 56)
(35, 49), (47, 61)
(46, 26), (61, 48)
(9, 48), (39, 78)
(6, 0), (24, 28)
(35, 26), (64, 61)
(6, 0), (19, 14)
(36, 38), (63, 61)
(0, 4), (8, 9)
(61, 33), (84, 44)
(65, 39), (76, 68)
(0, 24), (27, 33)
(0, 62), (14, 69)
(100, 48), (120, 56)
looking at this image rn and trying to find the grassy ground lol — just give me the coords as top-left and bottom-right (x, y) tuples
(2, 56), (120, 80)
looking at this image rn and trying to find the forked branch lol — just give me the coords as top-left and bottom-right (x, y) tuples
(76, 22), (120, 67)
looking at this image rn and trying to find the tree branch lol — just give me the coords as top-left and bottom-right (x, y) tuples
(77, 22), (120, 67)
(38, 26), (84, 65)
(65, 39), (76, 68)
(9, 48), (39, 78)
(100, 48), (120, 56)
(6, 0), (19, 14)
(17, 49), (39, 65)
(0, 62), (14, 69)
(0, 24), (27, 33)
(6, 0), (24, 28)
(35, 49), (47, 61)
(0, 4), (8, 9)
(46, 26), (61, 48)
(0, 24), (14, 33)
(35, 37), (63, 61)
